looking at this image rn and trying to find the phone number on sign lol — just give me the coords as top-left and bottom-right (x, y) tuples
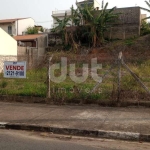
(6, 71), (25, 76)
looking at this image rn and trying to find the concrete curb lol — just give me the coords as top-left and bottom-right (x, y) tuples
(1, 96), (150, 107)
(0, 122), (8, 129)
(1, 123), (150, 142)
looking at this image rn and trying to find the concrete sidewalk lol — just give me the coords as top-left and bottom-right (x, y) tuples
(0, 102), (150, 141)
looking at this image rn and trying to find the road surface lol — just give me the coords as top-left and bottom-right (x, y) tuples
(0, 129), (150, 150)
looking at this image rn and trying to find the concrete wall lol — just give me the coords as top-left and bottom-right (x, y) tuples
(37, 34), (47, 56)
(17, 46), (45, 69)
(113, 7), (141, 25)
(52, 6), (141, 39)
(16, 34), (47, 69)
(17, 46), (38, 69)
(38, 34), (48, 48)
(0, 22), (16, 35)
(105, 7), (141, 39)
(0, 28), (17, 55)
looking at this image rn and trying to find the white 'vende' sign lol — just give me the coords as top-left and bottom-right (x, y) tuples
(4, 61), (26, 78)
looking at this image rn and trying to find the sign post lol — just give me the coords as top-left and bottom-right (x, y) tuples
(4, 61), (26, 78)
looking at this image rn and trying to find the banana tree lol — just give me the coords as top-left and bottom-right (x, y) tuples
(78, 2), (119, 47)
(70, 5), (81, 26)
(141, 1), (150, 20)
(52, 12), (70, 45)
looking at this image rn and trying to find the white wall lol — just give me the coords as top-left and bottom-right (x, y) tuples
(94, 0), (100, 9)
(0, 28), (17, 55)
(16, 18), (35, 35)
(52, 0), (101, 27)
(52, 10), (72, 28)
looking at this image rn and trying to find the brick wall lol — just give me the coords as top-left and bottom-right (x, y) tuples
(17, 46), (45, 69)
(105, 7), (141, 39)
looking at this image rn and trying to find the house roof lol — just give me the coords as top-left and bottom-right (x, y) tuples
(0, 18), (30, 24)
(14, 34), (44, 41)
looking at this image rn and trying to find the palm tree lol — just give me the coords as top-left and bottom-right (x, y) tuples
(141, 1), (150, 20)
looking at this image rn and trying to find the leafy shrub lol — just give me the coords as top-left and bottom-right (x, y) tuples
(141, 20), (150, 36)
(26, 26), (38, 34)
(0, 80), (8, 88)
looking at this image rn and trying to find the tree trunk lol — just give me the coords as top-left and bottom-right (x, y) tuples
(92, 27), (97, 47)
(64, 29), (68, 45)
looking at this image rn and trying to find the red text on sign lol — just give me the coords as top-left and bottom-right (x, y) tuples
(6, 66), (24, 71)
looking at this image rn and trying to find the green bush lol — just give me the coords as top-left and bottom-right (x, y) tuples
(140, 20), (150, 36)
(0, 80), (8, 88)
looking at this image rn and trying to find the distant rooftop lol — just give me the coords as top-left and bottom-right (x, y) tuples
(14, 34), (44, 41)
(0, 18), (31, 24)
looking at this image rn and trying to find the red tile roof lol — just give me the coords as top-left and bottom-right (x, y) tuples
(14, 34), (44, 41)
(0, 18), (29, 24)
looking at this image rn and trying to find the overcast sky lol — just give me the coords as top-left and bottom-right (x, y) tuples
(0, 0), (149, 28)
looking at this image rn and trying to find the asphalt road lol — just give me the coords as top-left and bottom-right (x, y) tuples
(0, 129), (99, 150)
(0, 129), (150, 150)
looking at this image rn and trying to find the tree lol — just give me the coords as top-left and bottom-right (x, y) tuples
(141, 1), (150, 20)
(52, 1), (119, 49)
(26, 26), (38, 34)
(70, 5), (81, 26)
(141, 20), (150, 35)
(52, 12), (70, 45)
(40, 27), (44, 32)
(78, 2), (119, 47)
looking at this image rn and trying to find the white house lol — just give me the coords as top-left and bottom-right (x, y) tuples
(0, 28), (17, 55)
(52, 0), (100, 28)
(0, 28), (17, 72)
(0, 17), (35, 36)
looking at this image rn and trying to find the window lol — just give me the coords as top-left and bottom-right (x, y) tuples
(8, 26), (12, 35)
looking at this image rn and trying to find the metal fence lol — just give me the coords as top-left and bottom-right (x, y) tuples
(0, 53), (150, 105)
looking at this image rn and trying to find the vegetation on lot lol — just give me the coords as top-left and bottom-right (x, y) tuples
(140, 0), (150, 35)
(1, 1), (150, 105)
(0, 51), (150, 104)
(52, 2), (119, 50)
(26, 26), (39, 34)
(141, 0), (150, 20)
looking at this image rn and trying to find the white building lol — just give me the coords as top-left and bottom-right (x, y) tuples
(52, 0), (100, 28)
(0, 28), (17, 72)
(0, 28), (17, 55)
(0, 18), (35, 36)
